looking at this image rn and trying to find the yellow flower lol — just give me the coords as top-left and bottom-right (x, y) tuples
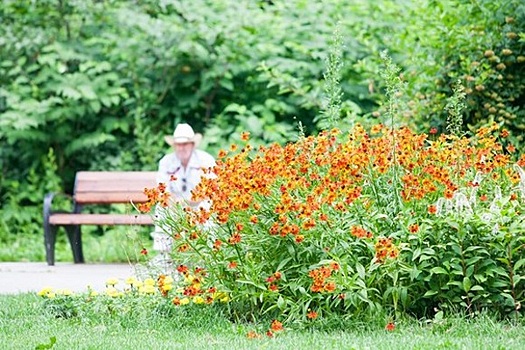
(161, 284), (173, 292)
(37, 287), (53, 297)
(144, 278), (155, 286)
(193, 296), (205, 304)
(59, 289), (73, 296)
(213, 292), (230, 303)
(139, 285), (156, 294)
(180, 297), (190, 305)
(106, 277), (119, 286)
(47, 292), (56, 299)
(125, 277), (138, 285)
(163, 276), (174, 284)
(90, 290), (99, 297)
(106, 287), (120, 297)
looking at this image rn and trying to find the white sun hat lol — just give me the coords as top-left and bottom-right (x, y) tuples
(164, 123), (202, 146)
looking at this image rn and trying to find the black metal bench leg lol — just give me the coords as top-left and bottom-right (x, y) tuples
(44, 222), (57, 266)
(65, 225), (84, 263)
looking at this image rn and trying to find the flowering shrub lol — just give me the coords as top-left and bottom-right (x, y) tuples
(145, 122), (525, 323)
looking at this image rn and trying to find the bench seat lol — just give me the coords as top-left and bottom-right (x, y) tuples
(49, 213), (155, 226)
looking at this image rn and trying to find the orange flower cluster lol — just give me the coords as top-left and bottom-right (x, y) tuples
(307, 310), (318, 319)
(385, 322), (396, 331)
(247, 319), (284, 339)
(374, 237), (399, 263)
(309, 263), (339, 293)
(266, 271), (282, 292)
(173, 265), (215, 305)
(138, 182), (170, 213)
(183, 123), (519, 242)
(157, 274), (172, 297)
(350, 225), (373, 239)
(266, 319), (284, 337)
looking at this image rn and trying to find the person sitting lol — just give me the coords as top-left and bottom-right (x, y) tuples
(151, 123), (216, 260)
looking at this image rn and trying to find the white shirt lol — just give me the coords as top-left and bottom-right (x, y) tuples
(156, 149), (216, 202)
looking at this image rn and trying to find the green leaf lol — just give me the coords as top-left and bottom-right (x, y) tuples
(78, 85), (97, 100)
(219, 78), (234, 91)
(463, 277), (471, 292)
(59, 86), (82, 100)
(513, 275), (523, 287)
(430, 267), (447, 275)
(423, 290), (438, 297)
(277, 295), (286, 310)
(356, 262), (366, 280)
(89, 100), (101, 113)
(514, 259), (525, 273)
(236, 280), (266, 291)
(470, 285), (484, 291)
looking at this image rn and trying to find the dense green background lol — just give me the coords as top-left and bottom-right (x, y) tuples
(0, 0), (523, 260)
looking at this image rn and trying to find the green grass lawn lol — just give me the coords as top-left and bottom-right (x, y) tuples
(1, 294), (524, 350)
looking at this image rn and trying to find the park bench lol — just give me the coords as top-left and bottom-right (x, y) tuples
(43, 171), (158, 266)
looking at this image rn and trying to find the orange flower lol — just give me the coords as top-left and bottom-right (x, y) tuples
(228, 261), (238, 269)
(350, 225), (368, 238)
(241, 131), (250, 141)
(176, 264), (188, 274)
(247, 330), (260, 339)
(385, 322), (395, 331)
(213, 239), (222, 250)
(270, 320), (284, 332)
(307, 310), (318, 319)
(228, 232), (242, 245)
(178, 244), (189, 252)
(217, 149), (228, 159)
(428, 205), (437, 214)
(324, 281), (336, 292)
(408, 223), (419, 234)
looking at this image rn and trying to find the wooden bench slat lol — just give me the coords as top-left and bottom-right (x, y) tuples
(75, 178), (157, 192)
(49, 213), (155, 225)
(74, 192), (150, 204)
(74, 181), (156, 192)
(75, 171), (158, 181)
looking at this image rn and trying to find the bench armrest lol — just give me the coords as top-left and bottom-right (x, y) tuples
(43, 192), (75, 220)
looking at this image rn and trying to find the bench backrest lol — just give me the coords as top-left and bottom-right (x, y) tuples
(73, 171), (158, 204)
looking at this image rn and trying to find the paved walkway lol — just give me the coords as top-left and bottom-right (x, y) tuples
(0, 262), (140, 295)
